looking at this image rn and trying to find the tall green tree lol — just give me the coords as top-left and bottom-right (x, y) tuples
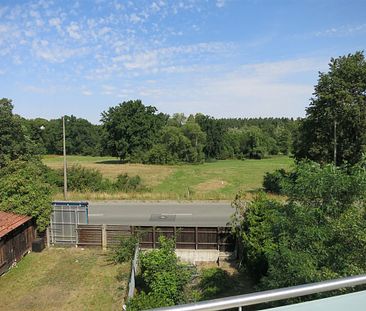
(0, 98), (31, 167)
(26, 116), (102, 156)
(0, 158), (54, 231)
(294, 51), (366, 165)
(101, 100), (167, 161)
(195, 114), (225, 159)
(233, 160), (366, 291)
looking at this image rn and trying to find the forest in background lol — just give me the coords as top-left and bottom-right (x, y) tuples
(18, 104), (298, 164)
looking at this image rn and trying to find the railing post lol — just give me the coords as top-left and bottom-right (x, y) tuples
(102, 224), (107, 251)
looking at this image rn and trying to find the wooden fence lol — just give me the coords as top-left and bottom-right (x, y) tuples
(76, 225), (235, 252)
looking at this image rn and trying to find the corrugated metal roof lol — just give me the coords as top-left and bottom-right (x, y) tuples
(0, 211), (32, 238)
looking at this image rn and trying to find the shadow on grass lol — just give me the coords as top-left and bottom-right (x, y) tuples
(96, 160), (124, 165)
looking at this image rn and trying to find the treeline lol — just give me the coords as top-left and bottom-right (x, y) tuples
(17, 100), (298, 164)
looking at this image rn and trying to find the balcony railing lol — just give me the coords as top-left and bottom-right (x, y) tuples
(151, 274), (366, 311)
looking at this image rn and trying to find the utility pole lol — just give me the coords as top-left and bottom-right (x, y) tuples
(333, 119), (337, 166)
(63, 116), (68, 200)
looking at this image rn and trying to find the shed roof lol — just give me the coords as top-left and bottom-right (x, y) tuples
(0, 211), (32, 238)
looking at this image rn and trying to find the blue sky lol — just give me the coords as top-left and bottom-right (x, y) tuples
(0, 0), (365, 123)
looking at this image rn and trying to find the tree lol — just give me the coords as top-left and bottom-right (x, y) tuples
(294, 51), (366, 165)
(195, 114), (225, 159)
(0, 158), (54, 231)
(101, 100), (167, 161)
(233, 160), (366, 291)
(0, 98), (31, 167)
(181, 121), (206, 163)
(26, 116), (102, 156)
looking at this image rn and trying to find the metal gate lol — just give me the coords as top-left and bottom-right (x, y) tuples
(50, 201), (88, 244)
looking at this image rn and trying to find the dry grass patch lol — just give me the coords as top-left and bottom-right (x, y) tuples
(44, 156), (174, 187)
(194, 179), (228, 192)
(0, 247), (129, 311)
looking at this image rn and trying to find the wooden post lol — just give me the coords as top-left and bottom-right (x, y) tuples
(152, 226), (156, 249)
(102, 224), (107, 251)
(217, 227), (220, 251)
(174, 227), (177, 248)
(195, 227), (198, 250)
(46, 227), (51, 248)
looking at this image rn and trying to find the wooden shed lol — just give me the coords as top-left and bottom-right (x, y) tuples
(0, 211), (35, 275)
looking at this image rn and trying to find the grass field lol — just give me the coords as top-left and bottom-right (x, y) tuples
(43, 155), (293, 200)
(0, 248), (129, 311)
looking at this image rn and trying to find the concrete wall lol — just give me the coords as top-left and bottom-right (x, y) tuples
(175, 249), (234, 263)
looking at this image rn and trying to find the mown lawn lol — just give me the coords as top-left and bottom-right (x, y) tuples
(43, 155), (293, 200)
(0, 248), (129, 311)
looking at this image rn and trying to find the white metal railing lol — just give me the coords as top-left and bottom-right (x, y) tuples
(151, 274), (366, 311)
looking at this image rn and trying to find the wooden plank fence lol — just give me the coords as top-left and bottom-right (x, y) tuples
(76, 225), (235, 251)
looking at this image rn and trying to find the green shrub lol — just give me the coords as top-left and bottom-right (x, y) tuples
(144, 144), (173, 164)
(0, 158), (54, 231)
(109, 235), (138, 264)
(138, 236), (193, 306)
(126, 291), (173, 310)
(198, 268), (231, 300)
(114, 173), (144, 192)
(66, 164), (106, 192)
(50, 166), (144, 193)
(262, 168), (289, 194)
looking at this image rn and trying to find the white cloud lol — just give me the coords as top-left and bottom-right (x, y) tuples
(49, 17), (62, 32)
(216, 0), (227, 8)
(32, 40), (88, 63)
(66, 22), (82, 40)
(315, 24), (366, 37)
(112, 41), (234, 73)
(148, 57), (324, 118)
(130, 13), (142, 24)
(82, 90), (93, 96)
(23, 85), (52, 94)
(101, 84), (116, 95)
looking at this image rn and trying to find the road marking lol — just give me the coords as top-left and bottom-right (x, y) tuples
(88, 213), (104, 217)
(161, 213), (192, 216)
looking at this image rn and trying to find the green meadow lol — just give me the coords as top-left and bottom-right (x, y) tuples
(43, 155), (293, 200)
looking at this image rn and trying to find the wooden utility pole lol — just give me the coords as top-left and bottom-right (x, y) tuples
(63, 116), (68, 200)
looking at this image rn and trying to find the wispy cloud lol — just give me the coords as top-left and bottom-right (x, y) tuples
(145, 57), (325, 118)
(315, 24), (366, 37)
(82, 90), (93, 96)
(216, 0), (227, 8)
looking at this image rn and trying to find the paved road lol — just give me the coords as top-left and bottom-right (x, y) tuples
(88, 201), (234, 226)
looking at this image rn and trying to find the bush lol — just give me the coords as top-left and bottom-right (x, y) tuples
(109, 235), (138, 264)
(50, 166), (144, 193)
(114, 173), (144, 192)
(198, 268), (231, 300)
(262, 168), (289, 194)
(136, 236), (193, 307)
(66, 165), (106, 192)
(0, 158), (54, 231)
(126, 291), (172, 310)
(144, 144), (173, 164)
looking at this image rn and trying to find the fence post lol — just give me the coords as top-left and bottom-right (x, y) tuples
(102, 224), (107, 251)
(195, 226), (198, 250)
(46, 227), (51, 248)
(153, 226), (156, 249)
